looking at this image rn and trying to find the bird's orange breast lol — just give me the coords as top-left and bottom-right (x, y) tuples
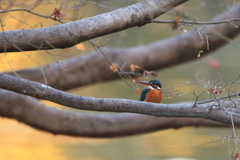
(145, 89), (162, 103)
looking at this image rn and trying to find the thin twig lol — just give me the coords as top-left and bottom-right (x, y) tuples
(0, 8), (64, 23)
(0, 20), (43, 92)
(230, 114), (239, 154)
(197, 92), (240, 104)
(88, 40), (136, 91)
(151, 18), (240, 27)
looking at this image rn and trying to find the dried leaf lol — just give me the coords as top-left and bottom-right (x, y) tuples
(197, 50), (203, 57)
(207, 89), (210, 94)
(208, 59), (219, 69)
(172, 16), (181, 29)
(167, 93), (173, 99)
(51, 8), (63, 20)
(76, 43), (86, 51)
(130, 64), (140, 72)
(150, 71), (158, 77)
(144, 71), (158, 77)
(234, 152), (240, 160)
(109, 63), (119, 73)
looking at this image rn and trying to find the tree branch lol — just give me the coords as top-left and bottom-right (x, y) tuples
(0, 89), (228, 138)
(0, 8), (63, 23)
(151, 18), (240, 26)
(0, 0), (188, 52)
(197, 92), (240, 104)
(5, 3), (240, 91)
(1, 72), (240, 126)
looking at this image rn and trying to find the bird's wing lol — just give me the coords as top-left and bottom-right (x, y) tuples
(139, 88), (150, 101)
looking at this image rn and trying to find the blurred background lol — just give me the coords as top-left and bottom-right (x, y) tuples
(0, 0), (240, 159)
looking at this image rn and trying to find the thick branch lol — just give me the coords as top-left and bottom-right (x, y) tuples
(0, 89), (228, 138)
(5, 4), (240, 91)
(0, 0), (187, 52)
(1, 72), (240, 126)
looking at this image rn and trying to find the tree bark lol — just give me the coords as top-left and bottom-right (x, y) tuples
(0, 0), (188, 52)
(0, 89), (228, 138)
(1, 72), (240, 127)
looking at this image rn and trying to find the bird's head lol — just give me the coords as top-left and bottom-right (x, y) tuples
(138, 79), (162, 90)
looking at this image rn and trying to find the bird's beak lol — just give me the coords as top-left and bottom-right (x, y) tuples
(137, 81), (150, 86)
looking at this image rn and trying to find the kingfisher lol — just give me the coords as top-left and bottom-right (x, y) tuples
(138, 79), (162, 103)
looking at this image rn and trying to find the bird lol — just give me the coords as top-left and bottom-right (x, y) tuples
(138, 79), (162, 103)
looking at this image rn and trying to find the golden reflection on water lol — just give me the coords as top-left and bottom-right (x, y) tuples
(0, 119), (62, 160)
(0, 118), (235, 160)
